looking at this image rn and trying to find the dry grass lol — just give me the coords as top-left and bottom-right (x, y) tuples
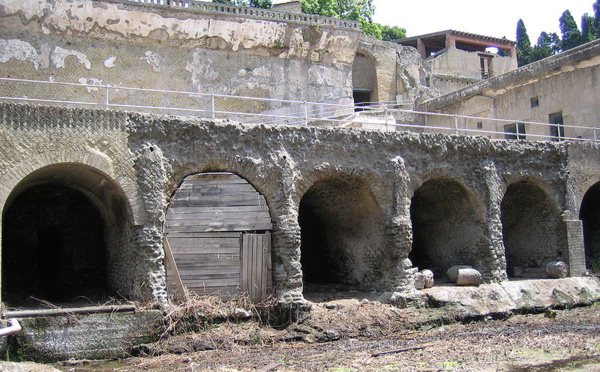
(62, 299), (600, 371)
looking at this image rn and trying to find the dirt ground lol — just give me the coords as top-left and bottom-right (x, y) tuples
(57, 294), (600, 372)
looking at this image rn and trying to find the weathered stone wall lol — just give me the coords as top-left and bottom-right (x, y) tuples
(0, 0), (361, 106)
(420, 39), (600, 140)
(425, 46), (516, 92)
(0, 102), (589, 304)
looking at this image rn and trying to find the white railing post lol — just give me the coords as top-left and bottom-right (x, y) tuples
(454, 114), (459, 135)
(594, 127), (597, 142)
(210, 93), (215, 119)
(515, 120), (519, 139)
(304, 101), (308, 125)
(384, 106), (389, 130)
(105, 84), (110, 108)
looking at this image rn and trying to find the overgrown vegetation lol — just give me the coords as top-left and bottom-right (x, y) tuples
(211, 0), (273, 8)
(213, 0), (406, 41)
(300, 0), (406, 40)
(516, 0), (600, 66)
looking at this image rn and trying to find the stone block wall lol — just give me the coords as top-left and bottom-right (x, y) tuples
(0, 0), (361, 109)
(0, 100), (595, 304)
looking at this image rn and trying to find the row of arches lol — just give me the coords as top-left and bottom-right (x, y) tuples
(2, 163), (600, 307)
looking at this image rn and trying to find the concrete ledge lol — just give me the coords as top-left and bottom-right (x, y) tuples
(5, 310), (163, 363)
(404, 277), (600, 318)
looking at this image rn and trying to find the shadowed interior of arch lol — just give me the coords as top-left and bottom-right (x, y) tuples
(409, 178), (484, 280)
(580, 182), (600, 272)
(299, 175), (386, 295)
(1, 164), (133, 309)
(501, 181), (567, 279)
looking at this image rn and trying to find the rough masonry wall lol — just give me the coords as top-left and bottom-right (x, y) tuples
(0, 0), (360, 106)
(420, 40), (600, 141)
(0, 102), (580, 303)
(125, 109), (570, 299)
(0, 104), (152, 301)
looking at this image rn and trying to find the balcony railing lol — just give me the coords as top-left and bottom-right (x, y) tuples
(0, 77), (598, 142)
(113, 0), (360, 29)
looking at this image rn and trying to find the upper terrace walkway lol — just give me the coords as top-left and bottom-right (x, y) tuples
(116, 0), (360, 29)
(0, 77), (597, 142)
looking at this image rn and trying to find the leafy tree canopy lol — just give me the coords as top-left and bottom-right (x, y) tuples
(581, 13), (597, 43)
(560, 10), (583, 50)
(213, 0), (406, 41)
(212, 0), (272, 8)
(302, 0), (373, 37)
(379, 24), (407, 41)
(531, 32), (561, 62)
(517, 1), (600, 66)
(301, 0), (375, 22)
(595, 0), (600, 37)
(516, 19), (533, 66)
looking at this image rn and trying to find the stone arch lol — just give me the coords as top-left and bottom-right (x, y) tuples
(2, 163), (136, 307)
(298, 172), (388, 291)
(409, 177), (488, 279)
(580, 181), (600, 272)
(295, 165), (388, 209)
(501, 179), (567, 278)
(352, 51), (378, 107)
(0, 149), (143, 225)
(169, 158), (283, 226)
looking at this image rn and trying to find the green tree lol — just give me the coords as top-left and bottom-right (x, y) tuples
(301, 0), (375, 23)
(531, 32), (561, 62)
(581, 13), (596, 43)
(301, 0), (394, 39)
(594, 0), (600, 37)
(516, 19), (533, 66)
(212, 0), (272, 8)
(379, 24), (407, 41)
(560, 10), (583, 50)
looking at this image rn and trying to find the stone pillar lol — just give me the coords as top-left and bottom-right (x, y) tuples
(133, 225), (168, 303)
(271, 217), (303, 303)
(480, 161), (507, 282)
(270, 150), (304, 303)
(416, 39), (426, 59)
(131, 143), (170, 303)
(445, 33), (457, 48)
(563, 211), (587, 276)
(388, 156), (417, 292)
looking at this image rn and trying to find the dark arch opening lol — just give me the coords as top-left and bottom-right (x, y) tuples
(501, 181), (567, 278)
(580, 182), (600, 272)
(409, 179), (484, 279)
(2, 164), (133, 308)
(299, 176), (386, 292)
(3, 185), (106, 303)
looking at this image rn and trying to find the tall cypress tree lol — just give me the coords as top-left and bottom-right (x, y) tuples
(581, 13), (596, 44)
(532, 32), (561, 62)
(516, 19), (533, 66)
(594, 0), (600, 38)
(560, 10), (583, 51)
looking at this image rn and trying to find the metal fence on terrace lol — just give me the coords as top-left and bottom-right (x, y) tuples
(0, 77), (598, 143)
(114, 0), (360, 29)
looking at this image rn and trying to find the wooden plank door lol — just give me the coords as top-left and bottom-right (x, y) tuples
(166, 232), (242, 298)
(241, 233), (272, 302)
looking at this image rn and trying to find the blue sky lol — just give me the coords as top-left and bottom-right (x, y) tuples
(371, 0), (597, 41)
(273, 0), (598, 41)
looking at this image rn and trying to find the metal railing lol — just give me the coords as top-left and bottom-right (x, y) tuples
(115, 0), (360, 29)
(0, 77), (598, 142)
